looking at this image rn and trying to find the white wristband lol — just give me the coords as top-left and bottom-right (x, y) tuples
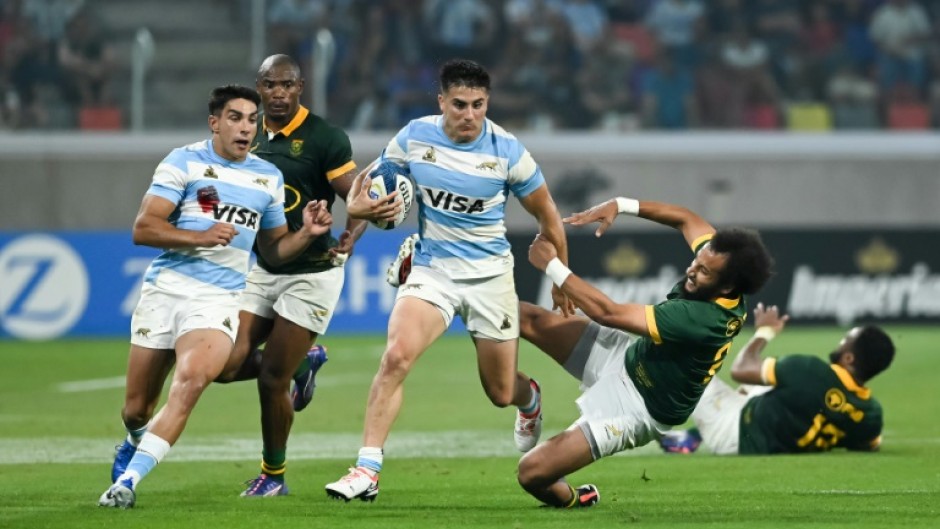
(754, 326), (777, 342)
(615, 197), (640, 216)
(545, 258), (572, 287)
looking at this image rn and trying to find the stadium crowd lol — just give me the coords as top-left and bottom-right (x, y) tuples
(2, 0), (939, 131)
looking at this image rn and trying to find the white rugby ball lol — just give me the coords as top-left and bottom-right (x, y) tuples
(368, 161), (414, 230)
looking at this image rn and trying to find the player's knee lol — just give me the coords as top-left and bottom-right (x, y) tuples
(517, 451), (552, 492)
(378, 342), (417, 379)
(257, 366), (290, 392)
(483, 385), (514, 408)
(121, 406), (151, 429)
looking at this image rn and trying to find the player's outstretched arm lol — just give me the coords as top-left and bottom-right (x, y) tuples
(528, 234), (649, 336)
(730, 303), (790, 385)
(132, 194), (236, 248)
(565, 197), (715, 248)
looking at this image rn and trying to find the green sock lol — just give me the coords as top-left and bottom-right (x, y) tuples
(261, 448), (287, 481)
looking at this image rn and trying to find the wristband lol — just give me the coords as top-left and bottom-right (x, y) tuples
(754, 326), (777, 342)
(545, 258), (572, 287)
(615, 197), (640, 216)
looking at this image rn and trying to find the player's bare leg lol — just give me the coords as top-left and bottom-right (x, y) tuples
(519, 302), (590, 367)
(326, 297), (446, 502)
(517, 428), (597, 507)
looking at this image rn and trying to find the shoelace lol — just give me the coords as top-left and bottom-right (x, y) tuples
(244, 475), (270, 494)
(517, 415), (539, 432)
(340, 467), (374, 483)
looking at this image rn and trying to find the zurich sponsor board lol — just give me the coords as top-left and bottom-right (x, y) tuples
(0, 231), (429, 340)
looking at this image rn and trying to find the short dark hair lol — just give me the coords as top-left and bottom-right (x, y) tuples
(256, 54), (301, 81)
(439, 59), (490, 93)
(710, 228), (774, 296)
(208, 85), (260, 116)
(852, 326), (895, 382)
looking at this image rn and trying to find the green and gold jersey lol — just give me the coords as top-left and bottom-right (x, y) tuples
(625, 234), (748, 425)
(250, 106), (356, 274)
(738, 355), (883, 454)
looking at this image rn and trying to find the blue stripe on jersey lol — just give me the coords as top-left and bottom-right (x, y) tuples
(419, 237), (511, 261)
(412, 163), (509, 199)
(144, 252), (245, 290)
(174, 216), (254, 252)
(511, 168), (545, 198)
(147, 183), (184, 204)
(409, 119), (525, 163)
(162, 140), (284, 179)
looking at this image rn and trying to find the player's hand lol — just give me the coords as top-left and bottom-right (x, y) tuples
(196, 223), (238, 247)
(564, 199), (619, 238)
(528, 233), (558, 271)
(301, 200), (333, 237)
(551, 285), (575, 317)
(753, 302), (789, 333)
(329, 229), (355, 266)
(346, 170), (402, 222)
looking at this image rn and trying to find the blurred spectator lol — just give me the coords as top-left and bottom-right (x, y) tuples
(828, 63), (880, 128)
(57, 7), (115, 107)
(423, 0), (497, 66)
(267, 0), (328, 59)
(559, 0), (609, 55)
(644, 0), (705, 67)
(575, 33), (634, 128)
(710, 20), (779, 127)
(869, 0), (931, 95)
(640, 50), (698, 128)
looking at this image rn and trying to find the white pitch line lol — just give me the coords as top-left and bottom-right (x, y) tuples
(56, 376), (126, 393)
(0, 431), (661, 464)
(795, 489), (934, 496)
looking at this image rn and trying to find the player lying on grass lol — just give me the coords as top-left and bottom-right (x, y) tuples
(516, 195), (774, 507)
(659, 303), (895, 455)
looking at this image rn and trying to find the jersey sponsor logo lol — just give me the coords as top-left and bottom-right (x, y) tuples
(290, 139), (304, 157)
(284, 184), (302, 213)
(423, 188), (486, 214)
(204, 167), (218, 179)
(212, 204), (259, 229)
(422, 147), (436, 163)
(197, 186), (221, 212)
(0, 234), (89, 340)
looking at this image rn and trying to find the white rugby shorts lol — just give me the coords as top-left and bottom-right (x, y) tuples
(690, 378), (771, 455)
(130, 279), (240, 349)
(396, 266), (519, 341)
(240, 265), (345, 334)
(565, 322), (670, 459)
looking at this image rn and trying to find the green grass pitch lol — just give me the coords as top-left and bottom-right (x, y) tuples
(1, 326), (938, 528)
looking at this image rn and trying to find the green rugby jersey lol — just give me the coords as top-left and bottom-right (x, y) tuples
(738, 355), (883, 454)
(625, 234), (748, 425)
(250, 106), (356, 274)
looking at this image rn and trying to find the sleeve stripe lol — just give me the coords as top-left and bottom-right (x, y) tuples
(645, 305), (662, 345)
(761, 357), (777, 385)
(326, 160), (357, 181)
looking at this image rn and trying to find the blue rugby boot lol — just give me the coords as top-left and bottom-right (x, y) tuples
(659, 428), (702, 454)
(110, 440), (137, 483)
(291, 344), (328, 412)
(241, 473), (289, 497)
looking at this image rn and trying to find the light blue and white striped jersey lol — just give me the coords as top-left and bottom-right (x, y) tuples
(382, 115), (546, 279)
(143, 139), (286, 292)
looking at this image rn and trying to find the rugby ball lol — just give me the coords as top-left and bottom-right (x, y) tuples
(368, 161), (414, 230)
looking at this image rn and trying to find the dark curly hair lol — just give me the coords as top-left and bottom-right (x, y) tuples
(851, 326), (895, 382)
(208, 85), (260, 116)
(439, 59), (491, 93)
(710, 228), (774, 296)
